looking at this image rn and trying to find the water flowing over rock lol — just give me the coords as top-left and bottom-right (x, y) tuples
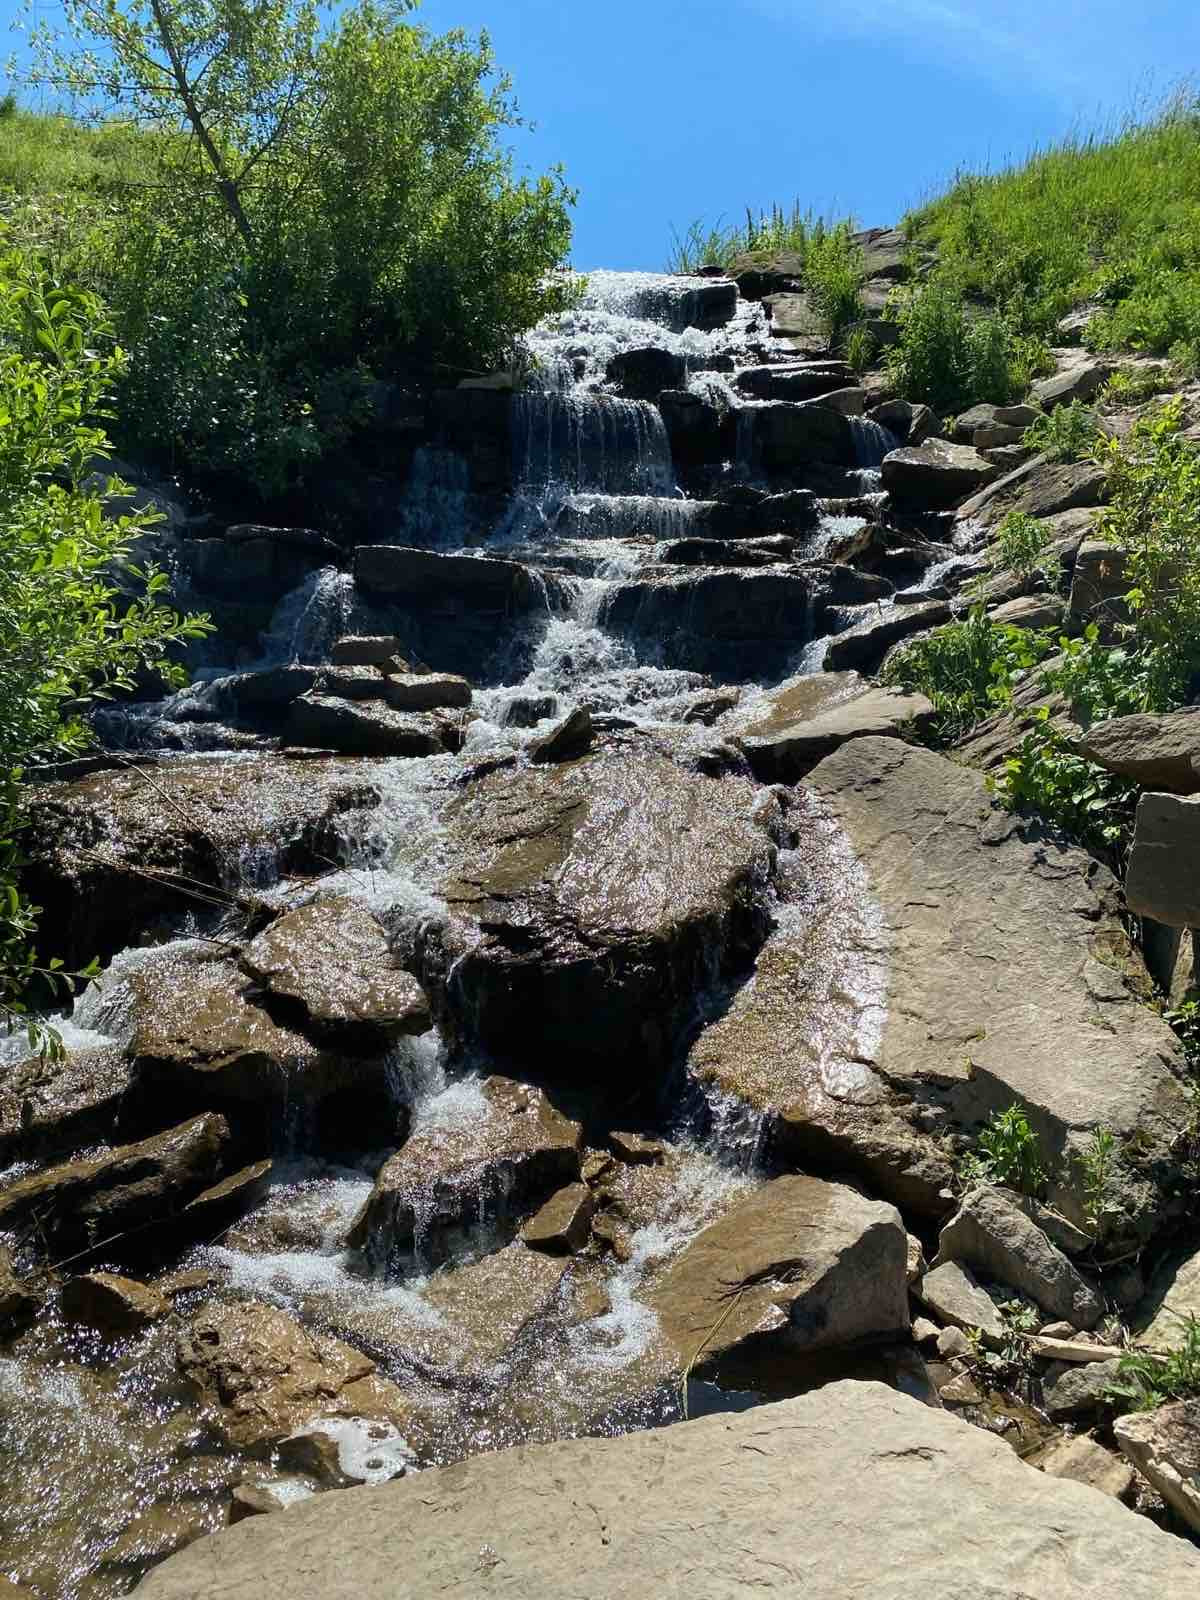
(139, 1383), (1200, 1600)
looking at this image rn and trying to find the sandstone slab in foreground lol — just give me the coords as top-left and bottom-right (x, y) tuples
(139, 1382), (1200, 1599)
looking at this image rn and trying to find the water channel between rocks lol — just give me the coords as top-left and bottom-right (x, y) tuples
(0, 270), (978, 1598)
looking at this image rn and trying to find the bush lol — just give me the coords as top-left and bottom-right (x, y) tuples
(1022, 400), (1102, 463)
(993, 510), (1054, 578)
(803, 227), (864, 345)
(0, 244), (209, 1045)
(881, 605), (1054, 742)
(885, 278), (1030, 413)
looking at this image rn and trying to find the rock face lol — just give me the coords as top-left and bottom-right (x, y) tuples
(1126, 792), (1200, 927)
(0, 1114), (232, 1255)
(1136, 1243), (1200, 1351)
(649, 1176), (910, 1372)
(956, 455), (1107, 528)
(934, 1187), (1104, 1329)
(0, 1043), (132, 1167)
(1115, 1401), (1200, 1536)
(689, 738), (1190, 1234)
(733, 678), (935, 780)
(61, 1272), (171, 1336)
(736, 363), (855, 403)
(916, 1260), (1007, 1343)
(240, 897), (431, 1050)
(349, 1076), (582, 1270)
(1077, 709), (1200, 794)
(0, 1247), (37, 1331)
(426, 744), (778, 1083)
(881, 440), (999, 509)
(750, 401), (856, 470)
(287, 695), (456, 757)
(1032, 358), (1113, 409)
(139, 1382), (1200, 1600)
(21, 756), (380, 969)
(177, 1301), (410, 1456)
(823, 599), (950, 673)
(1068, 539), (1129, 628)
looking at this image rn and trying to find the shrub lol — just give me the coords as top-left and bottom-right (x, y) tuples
(959, 1104), (1048, 1197)
(994, 510), (1054, 578)
(1102, 365), (1173, 406)
(881, 605), (1054, 742)
(994, 716), (1138, 855)
(1023, 400), (1102, 463)
(803, 227), (864, 345)
(842, 324), (877, 375)
(1108, 1316), (1200, 1411)
(885, 278), (1027, 413)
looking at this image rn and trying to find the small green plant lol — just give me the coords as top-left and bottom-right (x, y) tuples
(885, 277), (1026, 413)
(1108, 1316), (1200, 1410)
(1075, 1126), (1118, 1235)
(993, 712), (1138, 856)
(1167, 998), (1200, 1070)
(881, 606), (1054, 743)
(665, 202), (833, 273)
(1102, 365), (1172, 406)
(804, 227), (864, 345)
(958, 1103), (1048, 1197)
(1022, 399), (1102, 463)
(843, 324), (877, 375)
(994, 510), (1055, 578)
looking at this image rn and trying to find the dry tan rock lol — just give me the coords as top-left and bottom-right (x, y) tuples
(1036, 1433), (1134, 1500)
(1115, 1400), (1200, 1535)
(520, 1184), (595, 1254)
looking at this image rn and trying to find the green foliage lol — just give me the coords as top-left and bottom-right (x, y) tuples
(994, 510), (1054, 578)
(881, 605), (1054, 742)
(884, 277), (1032, 413)
(1108, 1316), (1200, 1410)
(908, 97), (1200, 351)
(803, 227), (864, 345)
(842, 324), (877, 375)
(994, 715), (1137, 854)
(665, 201), (833, 273)
(1167, 998), (1200, 1070)
(959, 1103), (1048, 1197)
(1022, 400), (1102, 463)
(1074, 1126), (1118, 1236)
(1102, 365), (1173, 406)
(0, 242), (209, 1044)
(16, 1), (577, 496)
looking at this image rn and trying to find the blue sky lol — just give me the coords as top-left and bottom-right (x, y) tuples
(6, 0), (1200, 268)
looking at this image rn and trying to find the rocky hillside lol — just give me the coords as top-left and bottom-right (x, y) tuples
(2, 238), (1200, 1598)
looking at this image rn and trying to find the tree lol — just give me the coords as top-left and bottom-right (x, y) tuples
(0, 240), (210, 1047)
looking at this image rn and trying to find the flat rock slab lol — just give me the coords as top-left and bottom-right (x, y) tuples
(1126, 791), (1200, 927)
(1136, 1243), (1200, 1352)
(0, 1043), (132, 1167)
(882, 440), (999, 510)
(649, 1175), (909, 1372)
(426, 743), (778, 1083)
(823, 599), (950, 673)
(140, 1381), (1200, 1600)
(287, 695), (455, 758)
(691, 738), (1190, 1236)
(1116, 1400), (1200, 1536)
(734, 679), (935, 781)
(20, 755), (381, 970)
(241, 896), (431, 1049)
(956, 455), (1107, 528)
(1078, 709), (1200, 794)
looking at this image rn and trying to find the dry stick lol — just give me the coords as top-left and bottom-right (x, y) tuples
(680, 1287), (746, 1423)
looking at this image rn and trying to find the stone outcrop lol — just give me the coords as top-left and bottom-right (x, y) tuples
(731, 676), (935, 780)
(286, 695), (457, 757)
(240, 896), (431, 1050)
(1032, 358), (1113, 409)
(736, 362), (855, 403)
(916, 1260), (1007, 1343)
(956, 455), (1107, 527)
(348, 1076), (582, 1270)
(882, 440), (999, 509)
(1077, 709), (1200, 794)
(823, 598), (950, 673)
(750, 401), (857, 470)
(1136, 1243), (1200, 1352)
(0, 1042), (133, 1167)
(21, 756), (381, 969)
(1115, 1401), (1200, 1535)
(425, 743), (778, 1083)
(689, 739), (1190, 1234)
(649, 1176), (910, 1373)
(140, 1383), (1200, 1600)
(61, 1272), (171, 1336)
(1126, 792), (1200, 926)
(520, 1183), (595, 1254)
(177, 1301), (410, 1456)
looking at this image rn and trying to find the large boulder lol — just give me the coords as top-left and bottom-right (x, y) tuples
(422, 743), (778, 1085)
(823, 599), (950, 673)
(956, 455), (1107, 528)
(348, 1076), (582, 1271)
(604, 347), (686, 398)
(240, 897), (432, 1050)
(0, 1042), (132, 1167)
(730, 676), (935, 781)
(1077, 709), (1200, 794)
(0, 1114), (232, 1255)
(286, 695), (457, 757)
(881, 440), (999, 510)
(20, 756), (381, 970)
(649, 1175), (909, 1375)
(689, 739), (1191, 1235)
(176, 1301), (410, 1456)
(1126, 792), (1200, 927)
(1032, 358), (1114, 410)
(749, 402), (856, 471)
(736, 363), (856, 403)
(1115, 1402), (1200, 1536)
(139, 1382), (1200, 1600)
(1136, 1243), (1200, 1352)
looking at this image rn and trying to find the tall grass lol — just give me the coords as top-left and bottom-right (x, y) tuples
(908, 94), (1200, 363)
(666, 203), (855, 274)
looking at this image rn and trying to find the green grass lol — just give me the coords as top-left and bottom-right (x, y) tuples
(666, 203), (854, 274)
(907, 95), (1200, 364)
(1022, 400), (1102, 463)
(0, 105), (154, 199)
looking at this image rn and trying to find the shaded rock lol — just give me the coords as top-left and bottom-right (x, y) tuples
(934, 1186), (1104, 1329)
(1032, 359), (1114, 410)
(736, 363), (856, 403)
(657, 388), (734, 466)
(0, 1042), (132, 1167)
(1077, 709), (1200, 795)
(882, 440), (999, 510)
(0, 1114), (231, 1256)
(952, 404), (1000, 443)
(329, 635), (410, 668)
(21, 755), (381, 971)
(937, 1326), (972, 1360)
(61, 1271), (171, 1336)
(974, 422), (1025, 449)
(286, 695), (455, 758)
(1035, 1433), (1134, 1500)
(657, 537), (779, 568)
(823, 599), (951, 673)
(917, 1261), (1007, 1344)
(1136, 1243), (1200, 1352)
(650, 1176), (909, 1374)
(1115, 1401), (1200, 1536)
(527, 706), (593, 764)
(750, 402), (856, 470)
(309, 666), (393, 702)
(177, 1301), (409, 1456)
(220, 666), (316, 712)
(730, 250), (806, 299)
(1068, 539), (1128, 629)
(988, 594), (1065, 631)
(0, 1246), (37, 1331)
(609, 1130), (667, 1166)
(181, 1161), (274, 1237)
(276, 1419), (416, 1487)
(139, 1382), (1200, 1600)
(503, 694), (557, 729)
(1041, 1358), (1123, 1420)
(734, 680), (935, 782)
(1126, 792), (1200, 928)
(380, 673), (471, 713)
(605, 347), (686, 398)
(869, 399), (940, 446)
(99, 1504), (212, 1573)
(426, 744), (777, 1082)
(520, 1184), (595, 1254)
(349, 1077), (582, 1271)
(240, 897), (431, 1050)
(228, 1482), (309, 1523)
(956, 455), (1107, 528)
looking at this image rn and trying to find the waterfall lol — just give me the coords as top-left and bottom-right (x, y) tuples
(395, 447), (474, 549)
(512, 390), (675, 497)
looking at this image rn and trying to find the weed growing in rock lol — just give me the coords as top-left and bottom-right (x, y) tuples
(881, 605), (1053, 742)
(843, 325), (877, 375)
(1103, 366), (1173, 406)
(665, 202), (834, 273)
(804, 228), (865, 346)
(1108, 1316), (1200, 1410)
(1167, 999), (1200, 1070)
(884, 278), (1042, 413)
(1022, 400), (1102, 463)
(958, 1104), (1048, 1197)
(995, 711), (1138, 856)
(1075, 1127), (1118, 1236)
(994, 510), (1055, 579)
